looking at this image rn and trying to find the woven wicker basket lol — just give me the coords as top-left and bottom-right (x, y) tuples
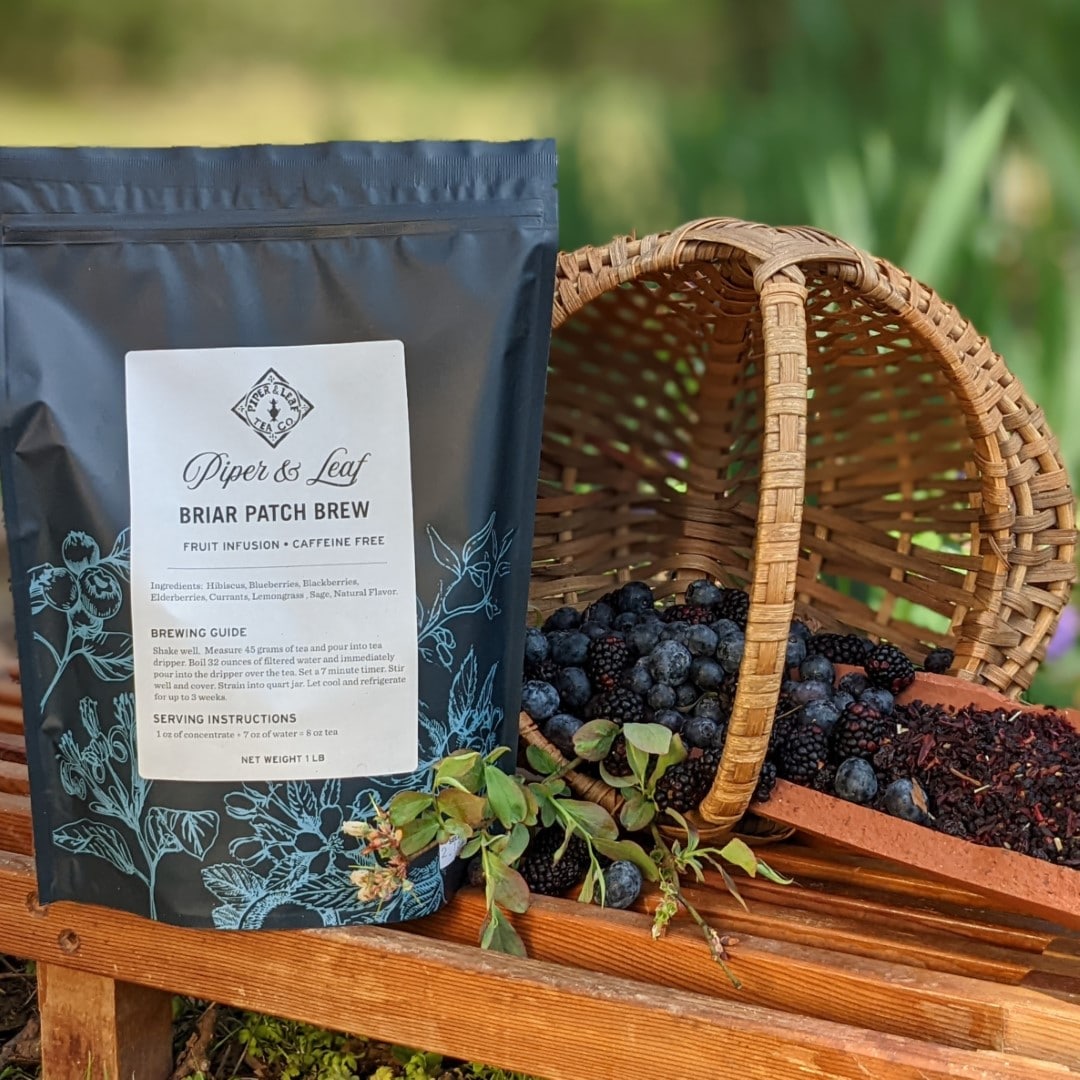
(523, 217), (1077, 837)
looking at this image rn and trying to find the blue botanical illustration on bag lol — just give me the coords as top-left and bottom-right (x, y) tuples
(201, 516), (513, 928)
(30, 528), (132, 709)
(416, 513), (514, 669)
(53, 692), (220, 920)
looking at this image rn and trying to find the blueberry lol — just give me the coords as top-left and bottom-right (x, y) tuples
(646, 683), (677, 710)
(660, 621), (691, 646)
(579, 620), (611, 641)
(583, 600), (615, 627)
(675, 682), (699, 708)
(521, 680), (560, 721)
(548, 630), (590, 668)
(711, 618), (742, 642)
(690, 656), (725, 691)
(785, 634), (808, 669)
(781, 677), (800, 696)
(799, 700), (841, 731)
(615, 581), (655, 615)
(693, 694), (723, 722)
(623, 659), (654, 696)
(523, 627), (549, 670)
(830, 690), (856, 714)
(834, 758), (879, 804)
(789, 619), (812, 643)
(628, 619), (663, 657)
(883, 778), (932, 824)
(649, 640), (693, 685)
(799, 654), (835, 684)
(553, 667), (591, 712)
(789, 679), (832, 707)
(613, 611), (641, 632)
(685, 624), (719, 658)
(683, 715), (719, 749)
(653, 708), (684, 733)
(601, 860), (643, 909)
(686, 579), (723, 608)
(542, 605), (581, 632)
(544, 713), (584, 757)
(838, 671), (870, 696)
(716, 634), (745, 675)
(859, 687), (895, 715)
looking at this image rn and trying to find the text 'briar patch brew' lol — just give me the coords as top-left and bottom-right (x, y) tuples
(0, 140), (557, 928)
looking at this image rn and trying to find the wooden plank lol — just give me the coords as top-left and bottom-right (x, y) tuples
(0, 732), (25, 763)
(38, 963), (173, 1080)
(405, 889), (1080, 1069)
(0, 703), (23, 736)
(0, 794), (32, 855)
(0, 761), (29, 797)
(0, 854), (1073, 1080)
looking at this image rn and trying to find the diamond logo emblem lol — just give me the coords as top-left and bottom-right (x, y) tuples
(232, 368), (314, 448)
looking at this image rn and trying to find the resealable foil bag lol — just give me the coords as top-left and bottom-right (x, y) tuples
(0, 141), (557, 927)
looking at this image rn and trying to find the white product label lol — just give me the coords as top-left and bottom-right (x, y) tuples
(124, 341), (418, 782)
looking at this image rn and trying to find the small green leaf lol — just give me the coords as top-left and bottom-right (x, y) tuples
(591, 837), (660, 881)
(487, 858), (531, 914)
(719, 837), (758, 878)
(559, 799), (618, 840)
(399, 817), (440, 857)
(650, 735), (688, 785)
(578, 864), (597, 905)
(625, 740), (651, 786)
(718, 865), (749, 912)
(598, 763), (639, 788)
(483, 765), (529, 829)
(434, 751), (483, 792)
(755, 859), (794, 886)
(623, 722), (672, 756)
(460, 835), (483, 860)
(526, 743), (560, 775)
(485, 746), (512, 765)
(480, 909), (527, 958)
(388, 790), (434, 826)
(618, 790), (656, 833)
(435, 788), (488, 830)
(500, 822), (531, 865)
(572, 718), (619, 762)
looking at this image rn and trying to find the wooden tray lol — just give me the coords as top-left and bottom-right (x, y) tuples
(754, 670), (1080, 930)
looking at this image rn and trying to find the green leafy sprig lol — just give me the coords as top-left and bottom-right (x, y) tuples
(343, 721), (790, 985)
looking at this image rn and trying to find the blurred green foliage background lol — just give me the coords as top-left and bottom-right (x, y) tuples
(1, 0), (1077, 703)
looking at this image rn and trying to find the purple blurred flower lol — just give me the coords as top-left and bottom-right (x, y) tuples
(1046, 605), (1080, 662)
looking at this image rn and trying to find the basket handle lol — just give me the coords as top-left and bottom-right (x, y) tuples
(695, 275), (810, 831)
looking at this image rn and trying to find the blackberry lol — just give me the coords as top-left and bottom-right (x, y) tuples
(654, 748), (721, 813)
(662, 603), (713, 625)
(602, 734), (633, 777)
(830, 702), (889, 762)
(587, 634), (631, 691)
(811, 763), (838, 793)
(807, 632), (873, 667)
(517, 827), (590, 896)
(715, 588), (750, 629)
(585, 687), (646, 726)
(865, 643), (916, 694)
(752, 760), (778, 803)
(529, 658), (559, 684)
(769, 692), (801, 755)
(923, 646), (954, 675)
(776, 722), (830, 784)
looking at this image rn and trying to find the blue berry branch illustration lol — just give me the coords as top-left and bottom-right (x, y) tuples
(416, 513), (514, 669)
(29, 529), (133, 710)
(54, 692), (220, 919)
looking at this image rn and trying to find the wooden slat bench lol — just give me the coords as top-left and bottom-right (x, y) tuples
(1, 681), (1079, 1078)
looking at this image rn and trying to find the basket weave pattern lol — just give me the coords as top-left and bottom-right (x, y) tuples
(525, 218), (1076, 834)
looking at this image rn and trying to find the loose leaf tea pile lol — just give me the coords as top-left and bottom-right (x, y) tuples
(874, 701), (1080, 867)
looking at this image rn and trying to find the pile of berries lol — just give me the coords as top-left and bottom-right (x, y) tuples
(520, 578), (951, 826)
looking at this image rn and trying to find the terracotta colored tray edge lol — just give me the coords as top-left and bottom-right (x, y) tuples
(754, 670), (1080, 931)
